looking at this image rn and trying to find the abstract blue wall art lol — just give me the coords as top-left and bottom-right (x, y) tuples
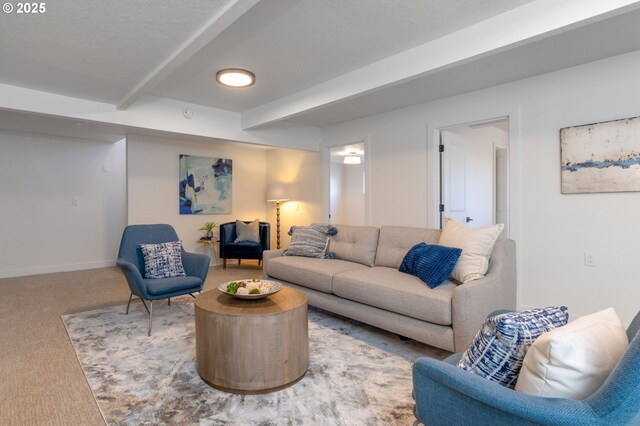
(561, 116), (640, 193)
(179, 155), (232, 214)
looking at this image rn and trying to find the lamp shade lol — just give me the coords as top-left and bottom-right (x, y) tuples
(266, 183), (290, 202)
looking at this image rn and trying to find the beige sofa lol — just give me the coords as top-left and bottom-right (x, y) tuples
(263, 224), (516, 352)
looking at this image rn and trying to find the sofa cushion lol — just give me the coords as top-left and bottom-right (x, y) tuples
(145, 276), (202, 295)
(515, 308), (628, 399)
(332, 267), (455, 325)
(400, 243), (462, 289)
(222, 241), (262, 257)
(326, 225), (380, 266)
(375, 226), (442, 268)
(458, 307), (569, 389)
(265, 256), (367, 294)
(438, 217), (504, 283)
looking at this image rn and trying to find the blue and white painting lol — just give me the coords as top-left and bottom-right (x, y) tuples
(561, 116), (640, 193)
(179, 155), (232, 214)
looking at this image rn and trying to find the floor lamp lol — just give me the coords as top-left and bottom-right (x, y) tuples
(266, 183), (290, 249)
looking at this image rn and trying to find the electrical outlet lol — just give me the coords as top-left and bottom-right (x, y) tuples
(72, 197), (79, 206)
(102, 163), (109, 173)
(584, 251), (599, 267)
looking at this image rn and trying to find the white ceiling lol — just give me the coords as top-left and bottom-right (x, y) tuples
(1, 0), (640, 137)
(0, 0), (231, 103)
(290, 7), (640, 126)
(151, 0), (535, 111)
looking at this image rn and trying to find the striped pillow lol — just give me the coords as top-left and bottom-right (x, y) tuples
(458, 307), (569, 388)
(285, 225), (337, 258)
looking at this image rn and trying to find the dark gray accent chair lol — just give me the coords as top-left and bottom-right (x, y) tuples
(116, 224), (210, 335)
(219, 221), (270, 269)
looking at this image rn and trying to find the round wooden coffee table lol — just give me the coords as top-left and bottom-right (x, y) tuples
(195, 285), (309, 394)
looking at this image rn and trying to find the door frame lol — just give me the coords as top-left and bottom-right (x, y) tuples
(427, 106), (520, 241)
(322, 136), (372, 225)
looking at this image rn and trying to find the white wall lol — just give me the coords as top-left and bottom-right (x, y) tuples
(127, 134), (269, 257)
(265, 148), (324, 249)
(0, 131), (126, 278)
(321, 49), (640, 325)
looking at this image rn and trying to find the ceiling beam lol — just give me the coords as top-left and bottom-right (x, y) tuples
(116, 0), (260, 110)
(241, 0), (640, 129)
(0, 83), (321, 150)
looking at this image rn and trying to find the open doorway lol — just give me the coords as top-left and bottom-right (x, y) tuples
(329, 142), (366, 225)
(439, 118), (509, 237)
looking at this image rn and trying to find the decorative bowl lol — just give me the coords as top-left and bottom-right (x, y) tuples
(218, 279), (283, 300)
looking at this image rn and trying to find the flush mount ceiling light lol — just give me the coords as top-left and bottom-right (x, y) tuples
(215, 68), (255, 88)
(344, 152), (361, 165)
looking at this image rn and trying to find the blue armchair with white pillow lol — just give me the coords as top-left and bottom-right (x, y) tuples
(412, 309), (640, 425)
(116, 224), (210, 335)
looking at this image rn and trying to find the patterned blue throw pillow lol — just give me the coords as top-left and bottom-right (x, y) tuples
(139, 241), (186, 279)
(457, 307), (569, 388)
(399, 243), (462, 288)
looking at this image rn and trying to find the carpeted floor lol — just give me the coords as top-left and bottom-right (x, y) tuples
(63, 297), (449, 425)
(1, 262), (450, 425)
(0, 262), (263, 426)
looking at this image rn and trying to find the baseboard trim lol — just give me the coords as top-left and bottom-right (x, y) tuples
(0, 260), (116, 279)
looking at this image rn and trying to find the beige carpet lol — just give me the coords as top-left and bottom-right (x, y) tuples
(0, 262), (263, 426)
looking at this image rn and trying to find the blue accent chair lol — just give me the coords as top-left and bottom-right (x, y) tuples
(219, 221), (270, 269)
(412, 310), (640, 425)
(116, 224), (210, 335)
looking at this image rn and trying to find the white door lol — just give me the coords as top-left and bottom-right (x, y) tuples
(441, 131), (469, 226)
(440, 121), (509, 236)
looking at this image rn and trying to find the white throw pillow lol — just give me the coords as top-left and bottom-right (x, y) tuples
(437, 217), (504, 283)
(515, 308), (629, 399)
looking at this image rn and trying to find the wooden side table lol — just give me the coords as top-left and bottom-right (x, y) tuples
(195, 286), (309, 394)
(197, 238), (219, 268)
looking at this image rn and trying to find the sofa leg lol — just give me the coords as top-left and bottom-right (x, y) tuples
(238, 259), (241, 265)
(258, 259), (262, 266)
(223, 258), (227, 269)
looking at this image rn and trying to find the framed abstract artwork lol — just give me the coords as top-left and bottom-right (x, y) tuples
(560, 116), (640, 194)
(179, 155), (232, 214)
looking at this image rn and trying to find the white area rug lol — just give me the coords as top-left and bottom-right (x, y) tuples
(62, 295), (448, 425)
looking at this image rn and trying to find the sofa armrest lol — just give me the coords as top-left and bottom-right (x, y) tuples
(116, 258), (147, 298)
(182, 251), (210, 283)
(259, 222), (271, 251)
(412, 357), (595, 425)
(451, 239), (516, 352)
(262, 249), (286, 278)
